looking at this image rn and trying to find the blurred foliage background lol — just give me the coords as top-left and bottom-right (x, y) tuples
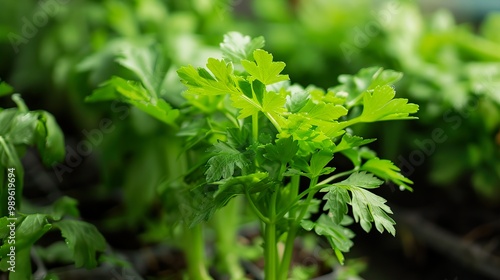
(0, 0), (499, 279)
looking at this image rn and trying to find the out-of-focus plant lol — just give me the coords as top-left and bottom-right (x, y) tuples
(0, 85), (106, 280)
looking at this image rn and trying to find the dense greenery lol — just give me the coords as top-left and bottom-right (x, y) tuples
(0, 0), (498, 279)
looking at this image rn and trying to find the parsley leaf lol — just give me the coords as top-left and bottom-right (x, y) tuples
(359, 85), (419, 122)
(87, 76), (179, 125)
(188, 173), (269, 226)
(361, 157), (413, 191)
(177, 58), (240, 96)
(220, 32), (265, 63)
(322, 187), (350, 224)
(205, 141), (250, 183)
(242, 49), (289, 85)
(324, 172), (395, 235)
(264, 137), (299, 165)
(301, 214), (355, 265)
(333, 133), (376, 153)
(350, 187), (395, 235)
(53, 220), (107, 269)
(116, 43), (170, 101)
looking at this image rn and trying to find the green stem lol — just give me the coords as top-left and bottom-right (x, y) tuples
(264, 186), (278, 280)
(278, 226), (298, 280)
(252, 112), (259, 143)
(165, 135), (212, 280)
(277, 176), (299, 280)
(298, 177), (318, 223)
(277, 177), (318, 280)
(317, 169), (357, 186)
(246, 189), (271, 224)
(183, 224), (212, 280)
(213, 197), (246, 279)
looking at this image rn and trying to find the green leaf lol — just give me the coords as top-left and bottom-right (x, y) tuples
(116, 43), (170, 100)
(0, 81), (13, 97)
(230, 91), (261, 119)
(359, 85), (419, 122)
(285, 87), (309, 113)
(261, 89), (287, 127)
(299, 100), (348, 122)
(21, 196), (80, 221)
(35, 111), (65, 166)
(220, 32), (265, 63)
(322, 186), (350, 224)
(309, 150), (334, 178)
(1, 110), (38, 146)
(333, 133), (376, 153)
(334, 171), (384, 189)
(53, 220), (106, 269)
(361, 157), (413, 191)
(281, 95), (348, 153)
(87, 76), (179, 125)
(302, 215), (355, 264)
(0, 215), (52, 256)
(205, 141), (250, 183)
(177, 58), (240, 96)
(264, 137), (299, 165)
(188, 173), (269, 225)
(334, 67), (403, 106)
(242, 49), (289, 85)
(48, 197), (80, 220)
(328, 172), (395, 235)
(349, 187), (395, 235)
(288, 150), (335, 178)
(87, 76), (149, 102)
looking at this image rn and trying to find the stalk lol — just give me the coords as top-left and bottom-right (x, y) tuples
(264, 187), (278, 280)
(213, 197), (246, 279)
(184, 224), (213, 280)
(165, 133), (212, 280)
(277, 177), (318, 280)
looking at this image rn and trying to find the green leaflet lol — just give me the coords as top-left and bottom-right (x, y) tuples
(359, 85), (419, 122)
(53, 220), (107, 269)
(241, 49), (289, 85)
(177, 58), (240, 96)
(301, 215), (355, 265)
(322, 172), (396, 235)
(87, 76), (179, 125)
(205, 141), (250, 183)
(333, 133), (376, 153)
(188, 173), (269, 226)
(0, 196), (105, 276)
(361, 157), (414, 191)
(220, 32), (265, 63)
(116, 43), (170, 100)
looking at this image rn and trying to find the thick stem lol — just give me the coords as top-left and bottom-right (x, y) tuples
(184, 224), (213, 280)
(166, 134), (212, 280)
(213, 197), (246, 279)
